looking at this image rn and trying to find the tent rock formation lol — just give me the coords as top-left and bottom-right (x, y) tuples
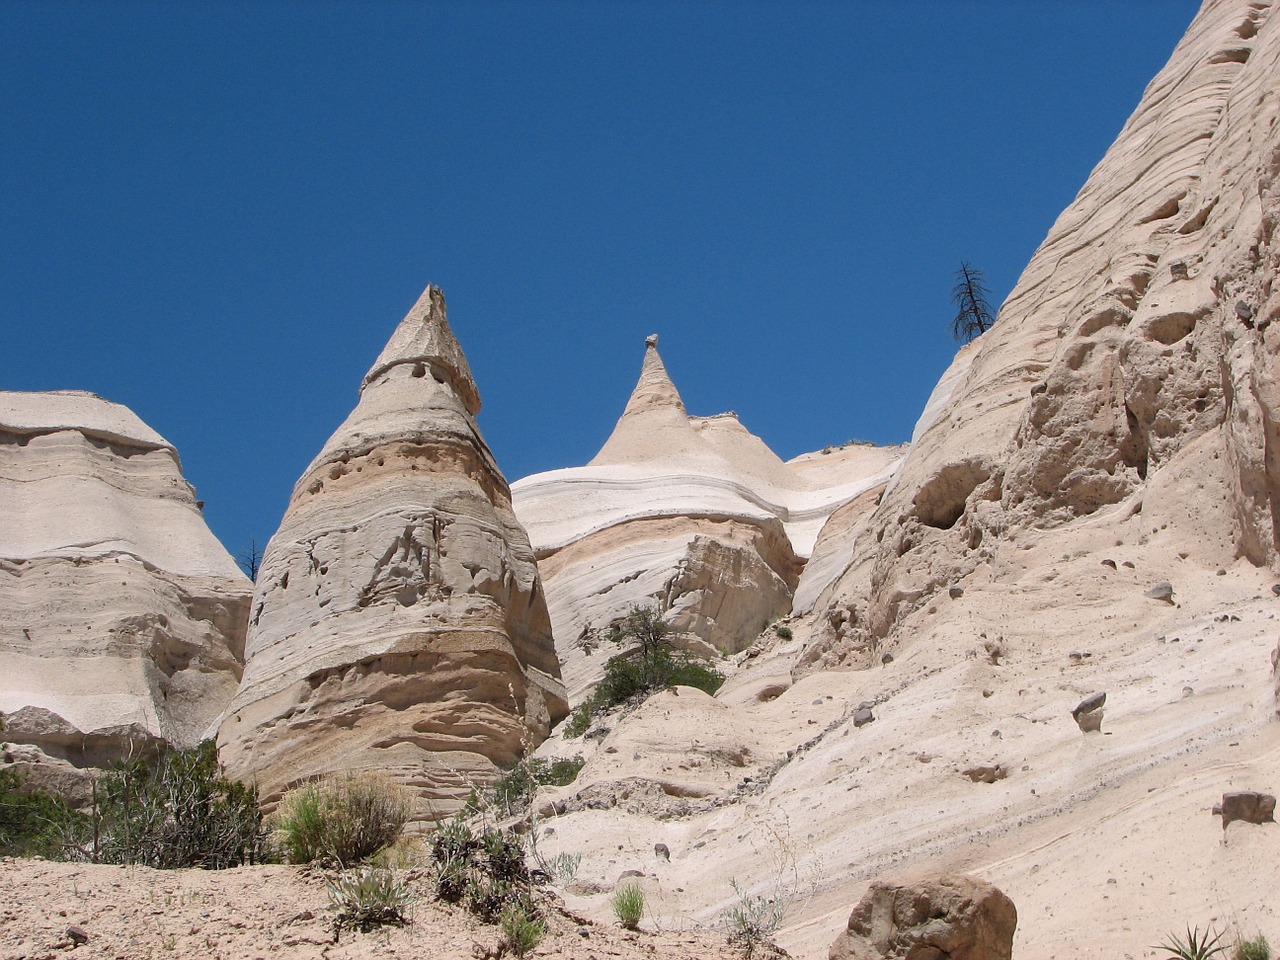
(217, 286), (567, 819)
(512, 335), (903, 700)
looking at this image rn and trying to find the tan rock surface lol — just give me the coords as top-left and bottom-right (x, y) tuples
(818, 0), (1280, 657)
(0, 391), (250, 767)
(513, 338), (902, 700)
(828, 873), (1016, 960)
(217, 286), (566, 820)
(519, 4), (1280, 958)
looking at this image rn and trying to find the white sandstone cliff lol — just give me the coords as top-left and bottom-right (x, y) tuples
(0, 391), (250, 778)
(523, 4), (1280, 958)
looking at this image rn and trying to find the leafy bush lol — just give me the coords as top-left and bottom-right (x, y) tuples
(0, 768), (87, 858)
(500, 902), (546, 958)
(486, 755), (585, 817)
(274, 771), (410, 866)
(562, 704), (594, 739)
(563, 606), (723, 739)
(83, 741), (265, 868)
(775, 626), (793, 641)
(328, 866), (412, 933)
(1238, 935), (1272, 960)
(429, 815), (534, 922)
(1155, 926), (1229, 960)
(723, 878), (786, 953)
(611, 882), (645, 930)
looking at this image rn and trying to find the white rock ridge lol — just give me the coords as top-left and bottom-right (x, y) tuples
(0, 390), (250, 767)
(807, 0), (1280, 666)
(512, 335), (903, 700)
(523, 6), (1280, 958)
(217, 285), (567, 819)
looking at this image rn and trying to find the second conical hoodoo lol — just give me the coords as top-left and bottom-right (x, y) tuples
(217, 285), (567, 821)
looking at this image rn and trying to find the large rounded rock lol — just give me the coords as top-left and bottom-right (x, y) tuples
(829, 873), (1016, 960)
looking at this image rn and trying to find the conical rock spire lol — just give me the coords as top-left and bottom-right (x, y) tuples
(362, 285), (481, 416)
(619, 333), (686, 419)
(219, 284), (566, 822)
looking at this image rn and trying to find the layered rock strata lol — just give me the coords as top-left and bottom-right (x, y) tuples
(512, 336), (902, 700)
(0, 391), (250, 770)
(807, 0), (1280, 666)
(217, 286), (567, 818)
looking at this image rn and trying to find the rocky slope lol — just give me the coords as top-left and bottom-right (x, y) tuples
(217, 286), (567, 819)
(521, 2), (1280, 957)
(0, 391), (250, 790)
(512, 336), (903, 700)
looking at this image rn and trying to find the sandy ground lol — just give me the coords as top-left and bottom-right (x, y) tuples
(0, 858), (759, 960)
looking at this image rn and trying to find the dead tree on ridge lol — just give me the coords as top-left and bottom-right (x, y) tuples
(952, 262), (996, 343)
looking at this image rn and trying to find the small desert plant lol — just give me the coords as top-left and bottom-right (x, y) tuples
(0, 768), (88, 858)
(1155, 926), (1229, 960)
(76, 741), (265, 868)
(328, 865), (412, 933)
(484, 755), (585, 817)
(562, 703), (594, 739)
(500, 902), (546, 958)
(274, 771), (409, 865)
(723, 878), (786, 954)
(429, 815), (534, 921)
(1237, 934), (1272, 960)
(775, 625), (793, 641)
(611, 882), (645, 930)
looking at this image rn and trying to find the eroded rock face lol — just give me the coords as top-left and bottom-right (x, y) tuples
(0, 391), (250, 770)
(513, 336), (902, 701)
(216, 286), (567, 819)
(810, 0), (1280, 661)
(828, 874), (1016, 960)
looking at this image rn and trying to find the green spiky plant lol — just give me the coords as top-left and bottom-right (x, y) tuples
(611, 882), (645, 930)
(1154, 926), (1229, 960)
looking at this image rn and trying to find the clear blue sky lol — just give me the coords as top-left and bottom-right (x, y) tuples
(2, 0), (1200, 565)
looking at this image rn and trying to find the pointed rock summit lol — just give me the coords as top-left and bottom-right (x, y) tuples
(218, 285), (567, 819)
(361, 284), (481, 415)
(512, 335), (904, 699)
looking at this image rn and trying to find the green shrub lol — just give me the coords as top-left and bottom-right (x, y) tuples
(562, 704), (594, 739)
(328, 865), (412, 933)
(500, 902), (546, 958)
(1155, 926), (1229, 960)
(0, 768), (87, 858)
(429, 815), (533, 922)
(775, 625), (793, 641)
(487, 755), (585, 816)
(274, 772), (409, 866)
(1237, 935), (1272, 960)
(83, 741), (265, 868)
(611, 882), (645, 930)
(562, 606), (724, 739)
